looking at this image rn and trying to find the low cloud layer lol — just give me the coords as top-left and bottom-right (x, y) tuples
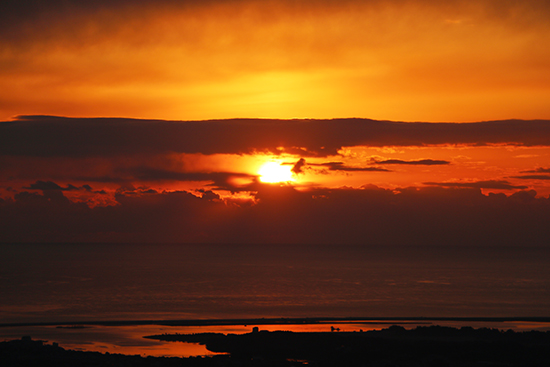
(3, 116), (550, 158)
(1, 183), (549, 245)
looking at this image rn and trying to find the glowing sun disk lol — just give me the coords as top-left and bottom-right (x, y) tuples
(258, 162), (294, 183)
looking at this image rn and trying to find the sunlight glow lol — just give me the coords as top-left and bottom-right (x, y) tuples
(258, 162), (294, 183)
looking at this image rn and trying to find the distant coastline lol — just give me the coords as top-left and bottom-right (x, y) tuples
(2, 316), (550, 328)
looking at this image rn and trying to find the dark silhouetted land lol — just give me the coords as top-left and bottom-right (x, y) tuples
(3, 325), (550, 366)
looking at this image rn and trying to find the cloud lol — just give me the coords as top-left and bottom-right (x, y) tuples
(291, 158), (306, 174)
(2, 183), (550, 245)
(521, 167), (550, 173)
(24, 180), (92, 191)
(286, 159), (389, 173)
(314, 162), (390, 172)
(70, 168), (258, 192)
(3, 1), (550, 48)
(375, 159), (450, 165)
(199, 190), (221, 201)
(114, 167), (256, 188)
(4, 116), (549, 158)
(512, 168), (550, 180)
(512, 175), (550, 181)
(423, 180), (528, 190)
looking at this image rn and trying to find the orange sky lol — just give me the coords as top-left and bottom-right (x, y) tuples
(1, 0), (550, 122)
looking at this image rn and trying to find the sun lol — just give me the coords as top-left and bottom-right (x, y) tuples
(258, 162), (294, 183)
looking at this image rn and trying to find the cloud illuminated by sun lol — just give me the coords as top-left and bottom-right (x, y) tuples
(258, 161), (294, 183)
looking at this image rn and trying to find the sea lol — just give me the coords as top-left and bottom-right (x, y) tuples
(1, 243), (549, 356)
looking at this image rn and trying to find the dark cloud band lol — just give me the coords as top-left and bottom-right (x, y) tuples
(2, 183), (549, 245)
(376, 159), (450, 165)
(2, 116), (550, 158)
(423, 180), (528, 190)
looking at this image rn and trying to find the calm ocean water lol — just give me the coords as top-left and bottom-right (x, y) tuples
(1, 243), (549, 324)
(1, 243), (549, 356)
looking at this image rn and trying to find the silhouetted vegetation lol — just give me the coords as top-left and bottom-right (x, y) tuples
(0, 337), (236, 367)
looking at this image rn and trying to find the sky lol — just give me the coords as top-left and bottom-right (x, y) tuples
(2, 0), (550, 121)
(1, 0), (550, 245)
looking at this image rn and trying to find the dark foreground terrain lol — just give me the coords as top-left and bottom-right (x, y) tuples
(2, 326), (550, 366)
